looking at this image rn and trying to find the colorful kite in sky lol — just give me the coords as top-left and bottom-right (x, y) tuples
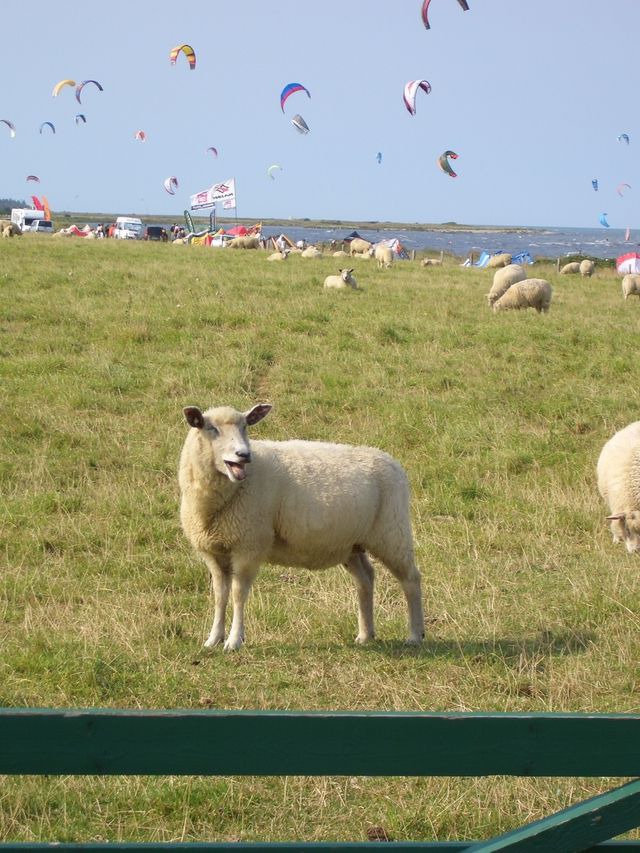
(169, 44), (196, 70)
(280, 83), (310, 112)
(403, 80), (431, 115)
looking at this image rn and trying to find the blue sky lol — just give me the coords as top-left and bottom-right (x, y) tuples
(3, 0), (639, 227)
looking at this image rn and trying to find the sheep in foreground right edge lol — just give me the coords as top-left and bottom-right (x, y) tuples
(324, 268), (357, 289)
(486, 263), (527, 307)
(492, 278), (553, 313)
(597, 420), (640, 553)
(622, 274), (640, 299)
(178, 403), (425, 651)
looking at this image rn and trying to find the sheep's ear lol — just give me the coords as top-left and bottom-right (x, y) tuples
(183, 406), (205, 429)
(606, 513), (625, 521)
(245, 403), (272, 425)
(348, 269), (354, 274)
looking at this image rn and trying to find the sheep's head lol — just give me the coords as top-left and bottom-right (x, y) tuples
(606, 511), (640, 553)
(340, 268), (357, 288)
(183, 403), (272, 482)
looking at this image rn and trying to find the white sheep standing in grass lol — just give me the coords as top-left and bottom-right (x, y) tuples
(622, 274), (640, 299)
(486, 253), (512, 269)
(492, 278), (552, 313)
(597, 420), (640, 553)
(580, 259), (595, 277)
(374, 245), (394, 269)
(486, 264), (527, 307)
(323, 268), (358, 289)
(560, 262), (581, 275)
(349, 238), (373, 256)
(178, 403), (425, 651)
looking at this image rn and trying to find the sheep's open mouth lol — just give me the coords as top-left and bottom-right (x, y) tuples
(225, 460), (247, 481)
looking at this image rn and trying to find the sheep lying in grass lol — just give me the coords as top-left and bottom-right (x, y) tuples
(332, 250), (348, 257)
(421, 258), (442, 267)
(560, 262), (581, 275)
(266, 250), (289, 261)
(486, 253), (512, 269)
(301, 245), (322, 258)
(374, 245), (393, 269)
(323, 268), (357, 289)
(492, 278), (552, 313)
(580, 259), (595, 277)
(622, 275), (640, 299)
(486, 264), (527, 308)
(597, 421), (640, 553)
(349, 238), (373, 256)
(178, 403), (425, 651)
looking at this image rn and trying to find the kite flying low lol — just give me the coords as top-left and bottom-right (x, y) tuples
(438, 150), (459, 177)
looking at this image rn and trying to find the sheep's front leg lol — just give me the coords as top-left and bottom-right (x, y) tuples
(202, 555), (231, 648)
(224, 560), (261, 651)
(344, 552), (376, 644)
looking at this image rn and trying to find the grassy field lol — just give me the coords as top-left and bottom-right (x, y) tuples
(2, 234), (640, 844)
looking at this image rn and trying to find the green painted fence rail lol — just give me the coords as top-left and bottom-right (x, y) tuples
(1, 709), (640, 852)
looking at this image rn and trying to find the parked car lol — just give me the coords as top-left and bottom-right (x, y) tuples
(144, 225), (168, 242)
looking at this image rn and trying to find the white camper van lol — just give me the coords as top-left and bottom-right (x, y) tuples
(11, 208), (53, 233)
(113, 216), (144, 240)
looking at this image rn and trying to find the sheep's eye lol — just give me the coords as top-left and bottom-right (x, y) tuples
(205, 424), (219, 435)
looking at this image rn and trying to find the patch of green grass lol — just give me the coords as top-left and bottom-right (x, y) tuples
(2, 239), (640, 843)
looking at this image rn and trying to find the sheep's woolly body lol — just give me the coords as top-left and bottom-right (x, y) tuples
(487, 264), (526, 307)
(492, 278), (552, 313)
(374, 245), (393, 269)
(560, 262), (581, 275)
(580, 259), (595, 277)
(486, 253), (511, 269)
(597, 421), (640, 552)
(622, 275), (640, 299)
(324, 269), (357, 289)
(179, 405), (424, 650)
(301, 246), (322, 258)
(349, 238), (373, 256)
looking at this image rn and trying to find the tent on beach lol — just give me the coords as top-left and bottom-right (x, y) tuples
(617, 252), (640, 274)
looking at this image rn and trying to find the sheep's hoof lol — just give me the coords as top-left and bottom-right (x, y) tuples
(355, 633), (375, 645)
(223, 636), (244, 652)
(405, 635), (424, 646)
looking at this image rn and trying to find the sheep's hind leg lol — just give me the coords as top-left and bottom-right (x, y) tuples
(374, 551), (424, 644)
(203, 555), (231, 648)
(344, 551), (376, 644)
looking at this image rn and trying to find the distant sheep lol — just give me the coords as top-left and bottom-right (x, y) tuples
(323, 268), (357, 289)
(622, 275), (640, 299)
(492, 278), (552, 313)
(332, 250), (349, 257)
(487, 263), (527, 308)
(421, 258), (442, 267)
(560, 262), (581, 275)
(0, 220), (21, 238)
(580, 259), (595, 277)
(374, 245), (393, 269)
(486, 253), (512, 269)
(349, 238), (373, 256)
(227, 236), (260, 249)
(266, 250), (289, 261)
(179, 403), (425, 650)
(301, 245), (322, 258)
(597, 420), (640, 553)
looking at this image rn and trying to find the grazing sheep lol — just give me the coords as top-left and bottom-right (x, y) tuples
(560, 262), (581, 275)
(492, 278), (552, 313)
(323, 268), (357, 289)
(301, 245), (322, 258)
(0, 220), (21, 237)
(421, 258), (442, 267)
(580, 259), (595, 277)
(266, 250), (289, 261)
(486, 253), (512, 269)
(178, 403), (425, 651)
(622, 275), (640, 299)
(227, 236), (260, 249)
(349, 238), (373, 256)
(597, 421), (640, 553)
(486, 263), (527, 307)
(374, 245), (394, 269)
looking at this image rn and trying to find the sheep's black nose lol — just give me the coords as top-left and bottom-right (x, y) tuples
(236, 450), (251, 462)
